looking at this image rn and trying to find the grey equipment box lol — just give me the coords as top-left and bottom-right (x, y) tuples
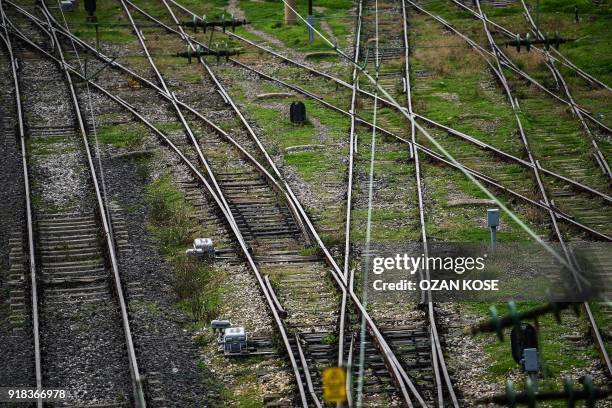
(186, 238), (215, 259)
(223, 327), (248, 355)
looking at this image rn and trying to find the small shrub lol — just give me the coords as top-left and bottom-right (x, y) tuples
(171, 257), (212, 300)
(145, 174), (193, 248)
(172, 257), (223, 322)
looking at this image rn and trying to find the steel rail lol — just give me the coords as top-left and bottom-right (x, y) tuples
(397, 1), (612, 198)
(139, 0), (326, 258)
(118, 1), (312, 404)
(7, 0), (312, 248)
(19, 5), (612, 400)
(448, 0), (612, 91)
(123, 2), (348, 404)
(222, 51), (612, 241)
(401, 0), (443, 403)
(35, 1), (147, 405)
(170, 0), (611, 136)
(117, 0), (232, 225)
(263, 275), (286, 317)
(0, 11), (41, 408)
(346, 334), (355, 407)
(170, 0), (612, 209)
(28, 3), (421, 404)
(477, 0), (571, 262)
(340, 0), (362, 378)
(517, 0), (611, 179)
(407, 0), (612, 135)
(152, 2), (425, 404)
(447, 0), (610, 179)
(220, 59), (612, 241)
(414, 113), (611, 203)
(1, 15), (314, 406)
(156, 0), (312, 247)
(153, 3), (317, 403)
(441, 0), (612, 134)
(117, 0), (612, 245)
(295, 334), (323, 408)
(1, 1), (146, 405)
(474, 0), (612, 377)
(505, 14), (612, 371)
(400, 1), (458, 406)
(151, 0), (612, 203)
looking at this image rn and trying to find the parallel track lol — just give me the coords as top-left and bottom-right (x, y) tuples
(166, 0), (612, 242)
(1, 1), (146, 405)
(475, 0), (611, 376)
(2, 0), (609, 405)
(4, 2), (439, 405)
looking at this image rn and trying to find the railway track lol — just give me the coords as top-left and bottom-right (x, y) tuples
(164, 0), (612, 242)
(126, 0), (608, 386)
(169, 0), (612, 386)
(474, 0), (610, 375)
(119, 2), (445, 405)
(1, 2), (145, 405)
(0, 24), (34, 392)
(4, 2), (439, 405)
(404, 1), (612, 243)
(346, 0), (457, 406)
(152, 1), (463, 405)
(449, 0), (611, 179)
(2, 0), (609, 405)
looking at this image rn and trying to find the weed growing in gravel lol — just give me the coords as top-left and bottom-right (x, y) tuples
(172, 257), (222, 322)
(145, 173), (194, 250)
(98, 123), (147, 150)
(145, 173), (223, 321)
(238, 0), (353, 50)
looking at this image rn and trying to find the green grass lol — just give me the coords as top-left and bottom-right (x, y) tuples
(466, 301), (600, 394)
(145, 173), (222, 322)
(146, 173), (195, 252)
(28, 138), (77, 156)
(587, 302), (612, 358)
(284, 150), (343, 179)
(217, 365), (265, 407)
(238, 0), (353, 50)
(98, 123), (147, 149)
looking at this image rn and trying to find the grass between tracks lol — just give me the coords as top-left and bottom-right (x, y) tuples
(420, 0), (611, 128)
(412, 2), (611, 396)
(237, 0), (353, 51)
(145, 172), (223, 322)
(59, 0), (231, 44)
(97, 122), (148, 149)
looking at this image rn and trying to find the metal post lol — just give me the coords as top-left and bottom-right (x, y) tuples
(487, 208), (499, 251)
(307, 15), (314, 43)
(307, 0), (314, 43)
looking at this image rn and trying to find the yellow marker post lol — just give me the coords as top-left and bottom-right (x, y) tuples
(322, 367), (347, 404)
